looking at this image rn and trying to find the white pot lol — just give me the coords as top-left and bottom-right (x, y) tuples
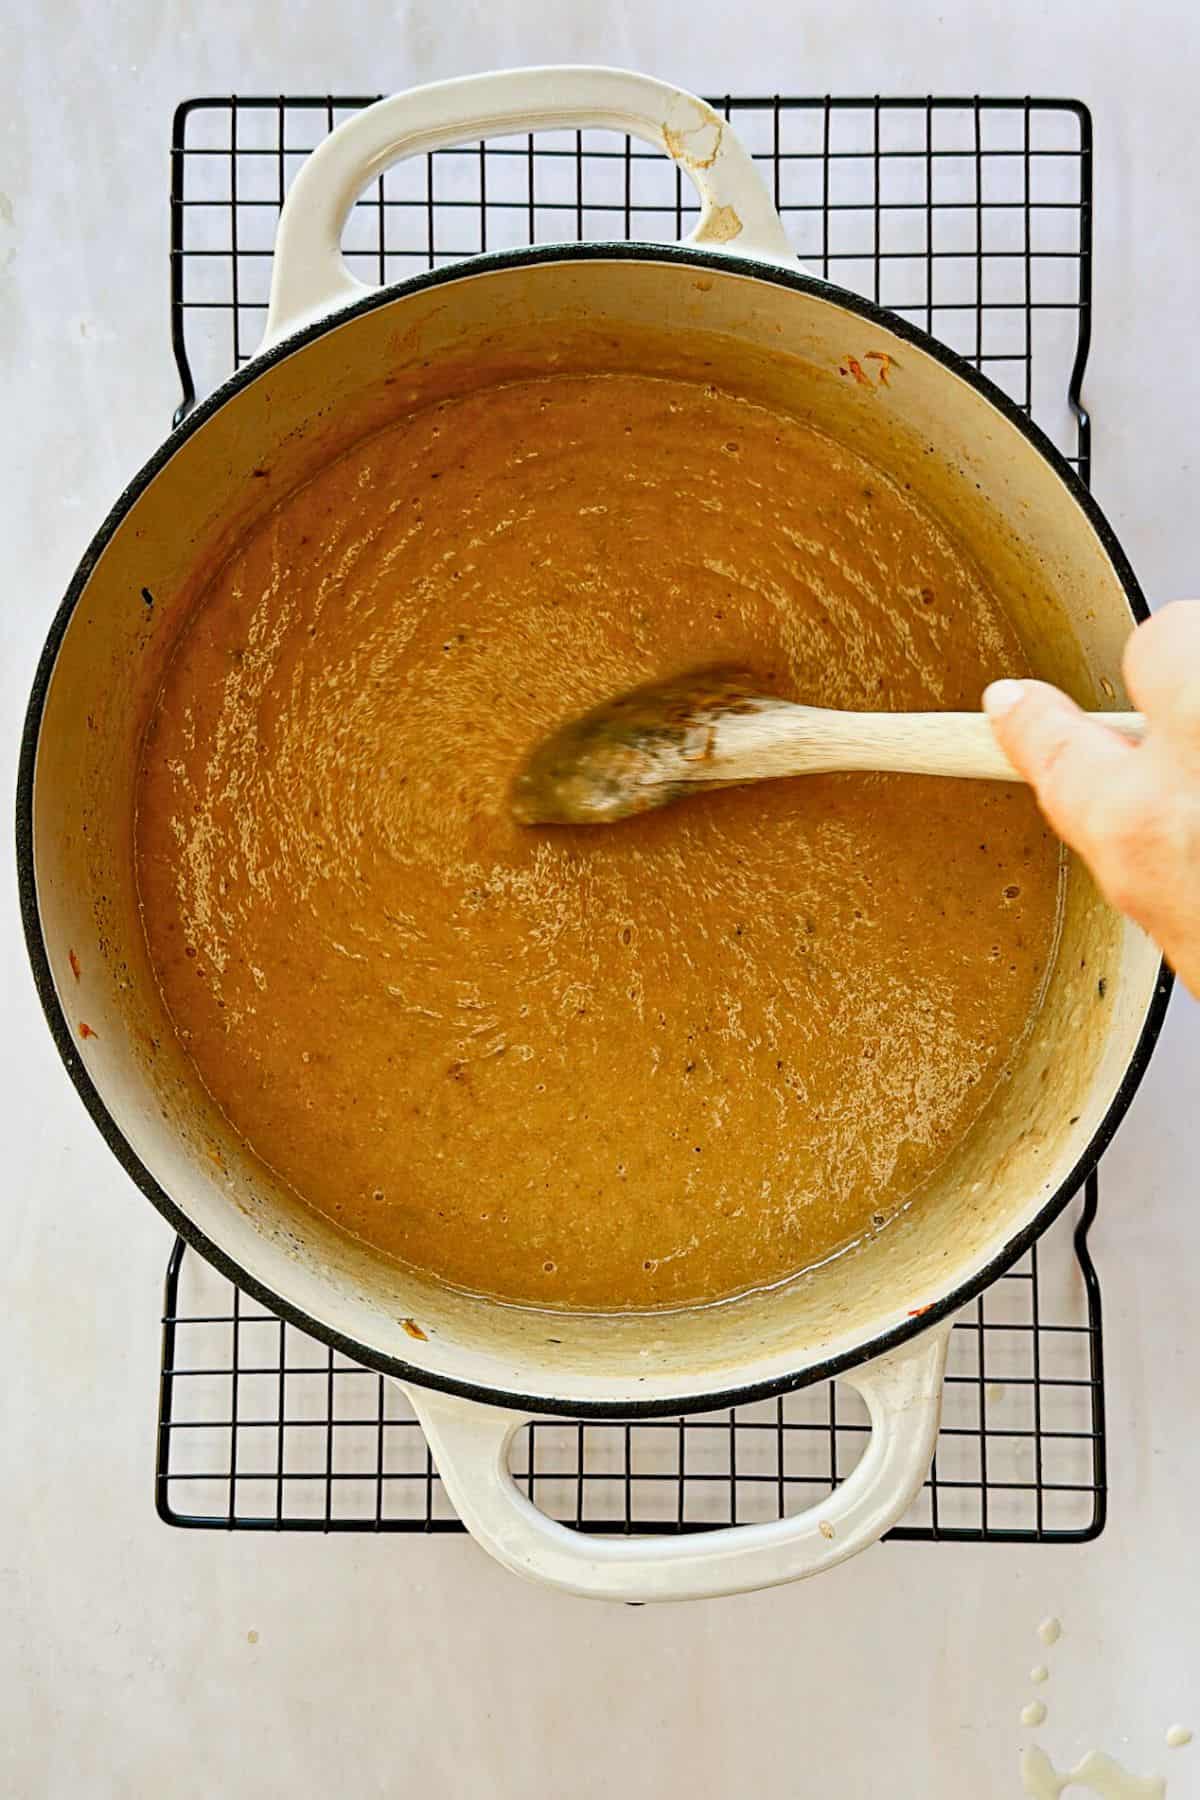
(19, 68), (1169, 1602)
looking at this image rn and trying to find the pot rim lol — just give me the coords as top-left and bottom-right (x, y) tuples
(17, 239), (1173, 1419)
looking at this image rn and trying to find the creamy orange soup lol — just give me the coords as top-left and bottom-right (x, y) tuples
(136, 372), (1060, 1310)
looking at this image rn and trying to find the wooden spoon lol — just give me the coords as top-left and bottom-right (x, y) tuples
(509, 666), (1146, 826)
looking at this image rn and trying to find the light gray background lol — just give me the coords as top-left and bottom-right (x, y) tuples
(4, 3), (1198, 1795)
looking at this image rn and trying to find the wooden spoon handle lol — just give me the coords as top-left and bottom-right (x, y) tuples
(705, 707), (1148, 784)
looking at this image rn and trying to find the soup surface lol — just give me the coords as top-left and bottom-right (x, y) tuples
(136, 372), (1060, 1310)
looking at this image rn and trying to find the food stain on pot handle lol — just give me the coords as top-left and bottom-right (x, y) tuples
(662, 117), (723, 172)
(698, 204), (743, 244)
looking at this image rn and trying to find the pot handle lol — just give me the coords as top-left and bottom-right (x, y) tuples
(263, 67), (799, 348)
(400, 1324), (949, 1603)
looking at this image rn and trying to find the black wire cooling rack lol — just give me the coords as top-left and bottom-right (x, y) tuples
(158, 94), (1105, 1542)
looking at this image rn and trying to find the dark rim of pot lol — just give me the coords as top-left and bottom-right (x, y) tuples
(17, 241), (1173, 1421)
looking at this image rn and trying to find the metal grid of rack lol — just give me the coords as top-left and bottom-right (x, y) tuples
(159, 94), (1105, 1542)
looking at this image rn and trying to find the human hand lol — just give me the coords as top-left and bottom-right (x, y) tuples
(984, 600), (1200, 997)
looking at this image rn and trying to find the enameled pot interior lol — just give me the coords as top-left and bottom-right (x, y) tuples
(27, 252), (1163, 1410)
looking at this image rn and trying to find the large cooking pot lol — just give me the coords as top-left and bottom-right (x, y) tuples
(19, 69), (1169, 1601)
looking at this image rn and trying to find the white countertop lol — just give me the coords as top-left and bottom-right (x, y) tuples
(4, 2), (1199, 1794)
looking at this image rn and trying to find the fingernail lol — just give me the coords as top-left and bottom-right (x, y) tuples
(983, 679), (1027, 717)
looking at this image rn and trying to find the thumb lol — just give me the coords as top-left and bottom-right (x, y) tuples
(983, 679), (1136, 847)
